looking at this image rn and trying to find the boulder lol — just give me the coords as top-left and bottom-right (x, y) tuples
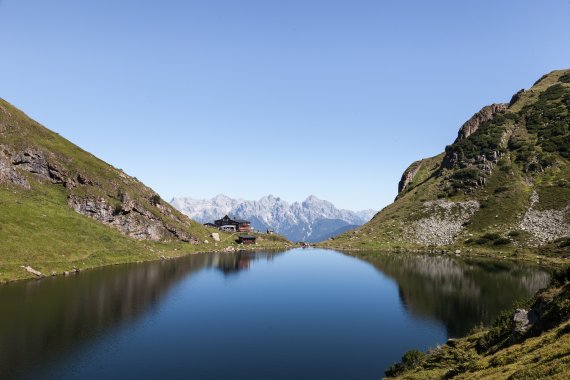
(513, 308), (539, 334)
(21, 265), (43, 277)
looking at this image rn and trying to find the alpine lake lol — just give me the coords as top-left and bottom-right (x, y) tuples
(0, 248), (550, 379)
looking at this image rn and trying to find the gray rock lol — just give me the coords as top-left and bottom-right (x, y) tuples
(398, 161), (422, 194)
(509, 89), (525, 106)
(21, 265), (43, 277)
(68, 195), (171, 241)
(12, 150), (65, 184)
(455, 103), (508, 142)
(0, 148), (30, 189)
(513, 308), (539, 334)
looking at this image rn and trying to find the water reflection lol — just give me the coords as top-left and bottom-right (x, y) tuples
(0, 250), (551, 379)
(212, 251), (276, 275)
(357, 252), (550, 337)
(0, 251), (281, 379)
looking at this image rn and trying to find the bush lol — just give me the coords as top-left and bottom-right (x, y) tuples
(499, 164), (512, 173)
(493, 238), (511, 246)
(523, 83), (570, 159)
(476, 310), (514, 353)
(558, 237), (570, 248)
(475, 233), (503, 245)
(540, 154), (557, 168)
(541, 84), (566, 101)
(549, 265), (570, 287)
(112, 203), (123, 216)
(150, 194), (161, 206)
(527, 162), (542, 173)
(559, 73), (570, 83)
(385, 350), (426, 377)
(452, 168), (481, 181)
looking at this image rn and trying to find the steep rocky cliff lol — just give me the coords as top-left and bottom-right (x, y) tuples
(327, 69), (570, 255)
(453, 103), (508, 143)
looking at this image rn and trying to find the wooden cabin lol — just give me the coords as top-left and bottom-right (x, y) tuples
(214, 215), (252, 232)
(237, 235), (257, 245)
(220, 225), (236, 232)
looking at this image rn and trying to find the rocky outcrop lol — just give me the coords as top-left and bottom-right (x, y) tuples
(405, 200), (480, 246)
(454, 103), (508, 142)
(68, 195), (198, 243)
(440, 103), (508, 172)
(398, 161), (422, 194)
(509, 89), (525, 107)
(11, 150), (66, 184)
(0, 147), (73, 188)
(0, 148), (30, 189)
(0, 143), (199, 243)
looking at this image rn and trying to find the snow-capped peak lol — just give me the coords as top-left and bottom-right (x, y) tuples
(171, 194), (376, 243)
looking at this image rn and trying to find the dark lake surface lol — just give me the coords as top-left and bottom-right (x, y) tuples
(0, 249), (549, 379)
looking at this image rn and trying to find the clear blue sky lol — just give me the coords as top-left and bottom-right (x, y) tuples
(1, 0), (569, 210)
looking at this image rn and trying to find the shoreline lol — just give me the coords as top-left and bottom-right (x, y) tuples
(4, 242), (569, 284)
(0, 241), (294, 284)
(318, 244), (570, 268)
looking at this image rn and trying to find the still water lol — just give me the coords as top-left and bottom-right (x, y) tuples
(0, 249), (549, 379)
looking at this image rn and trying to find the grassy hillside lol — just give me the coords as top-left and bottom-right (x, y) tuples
(0, 98), (289, 282)
(324, 69), (570, 259)
(384, 266), (570, 379)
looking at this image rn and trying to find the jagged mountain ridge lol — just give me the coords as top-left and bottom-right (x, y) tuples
(171, 194), (376, 242)
(327, 69), (570, 253)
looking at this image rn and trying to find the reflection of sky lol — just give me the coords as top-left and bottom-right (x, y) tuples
(4, 248), (547, 380)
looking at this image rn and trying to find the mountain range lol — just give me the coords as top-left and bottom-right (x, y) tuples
(171, 194), (376, 242)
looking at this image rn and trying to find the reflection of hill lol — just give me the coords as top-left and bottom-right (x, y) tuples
(0, 251), (284, 378)
(358, 253), (550, 337)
